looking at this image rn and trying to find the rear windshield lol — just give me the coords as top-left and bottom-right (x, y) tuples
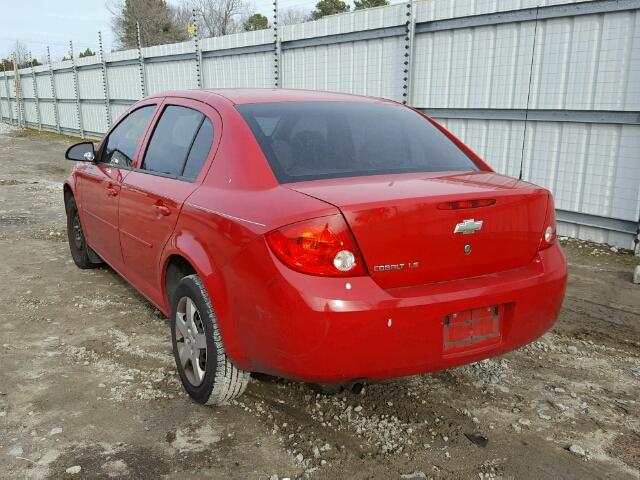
(237, 101), (478, 183)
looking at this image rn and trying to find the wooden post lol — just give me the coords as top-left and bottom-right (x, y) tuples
(12, 54), (23, 127)
(0, 68), (5, 122)
(4, 63), (15, 125)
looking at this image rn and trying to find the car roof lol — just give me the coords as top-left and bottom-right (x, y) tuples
(148, 88), (397, 106)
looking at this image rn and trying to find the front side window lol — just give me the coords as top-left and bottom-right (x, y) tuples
(237, 102), (479, 183)
(102, 105), (155, 167)
(142, 105), (213, 179)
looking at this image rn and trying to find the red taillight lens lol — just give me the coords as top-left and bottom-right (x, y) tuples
(539, 195), (557, 250)
(266, 215), (367, 277)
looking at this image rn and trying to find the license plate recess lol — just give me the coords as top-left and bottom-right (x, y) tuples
(443, 305), (502, 353)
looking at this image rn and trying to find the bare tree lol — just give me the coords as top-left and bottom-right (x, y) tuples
(279, 7), (311, 26)
(110, 0), (188, 49)
(173, 3), (193, 34)
(187, 0), (249, 37)
(1, 41), (34, 70)
(11, 40), (30, 67)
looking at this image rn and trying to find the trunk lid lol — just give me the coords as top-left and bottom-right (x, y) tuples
(287, 171), (549, 289)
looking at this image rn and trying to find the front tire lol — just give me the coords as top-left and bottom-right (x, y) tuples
(66, 196), (99, 269)
(171, 274), (249, 405)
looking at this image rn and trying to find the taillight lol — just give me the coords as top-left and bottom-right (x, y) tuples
(266, 215), (367, 277)
(539, 195), (557, 250)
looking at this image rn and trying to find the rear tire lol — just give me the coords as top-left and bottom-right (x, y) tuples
(66, 196), (100, 269)
(171, 274), (249, 405)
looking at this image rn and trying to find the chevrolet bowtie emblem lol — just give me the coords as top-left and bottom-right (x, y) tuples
(454, 219), (483, 235)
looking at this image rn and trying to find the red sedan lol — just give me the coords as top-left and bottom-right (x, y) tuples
(63, 89), (567, 405)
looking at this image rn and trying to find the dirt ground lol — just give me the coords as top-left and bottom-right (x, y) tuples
(0, 124), (639, 480)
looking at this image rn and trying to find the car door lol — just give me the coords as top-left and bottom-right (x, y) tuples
(75, 103), (157, 269)
(118, 98), (220, 303)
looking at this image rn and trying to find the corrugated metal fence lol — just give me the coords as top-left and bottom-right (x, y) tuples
(1, 0), (639, 249)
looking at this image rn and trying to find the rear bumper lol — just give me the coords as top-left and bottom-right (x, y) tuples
(219, 242), (567, 382)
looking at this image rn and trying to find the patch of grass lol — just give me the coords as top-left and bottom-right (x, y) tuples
(13, 126), (102, 142)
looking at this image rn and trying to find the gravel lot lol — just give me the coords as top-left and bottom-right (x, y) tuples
(0, 125), (639, 479)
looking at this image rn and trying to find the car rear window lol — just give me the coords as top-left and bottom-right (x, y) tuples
(237, 102), (478, 183)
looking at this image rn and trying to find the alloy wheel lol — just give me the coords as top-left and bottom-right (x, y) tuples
(175, 297), (208, 386)
(72, 213), (84, 250)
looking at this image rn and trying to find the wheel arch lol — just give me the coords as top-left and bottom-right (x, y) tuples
(164, 253), (198, 309)
(160, 233), (216, 310)
(63, 180), (75, 214)
(159, 233), (249, 367)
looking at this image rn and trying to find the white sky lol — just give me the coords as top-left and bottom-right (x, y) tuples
(0, 0), (398, 62)
(1, 1), (117, 61)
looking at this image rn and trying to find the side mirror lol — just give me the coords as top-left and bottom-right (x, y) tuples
(65, 142), (95, 162)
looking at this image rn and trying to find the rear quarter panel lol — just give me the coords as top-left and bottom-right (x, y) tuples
(159, 102), (338, 366)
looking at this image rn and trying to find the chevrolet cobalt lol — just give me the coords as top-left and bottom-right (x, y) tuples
(63, 89), (567, 405)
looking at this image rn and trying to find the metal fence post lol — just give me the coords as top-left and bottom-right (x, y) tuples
(29, 52), (42, 131)
(69, 41), (84, 138)
(403, 0), (416, 105)
(518, 7), (540, 181)
(273, 0), (281, 88)
(136, 22), (147, 98)
(47, 47), (60, 134)
(3, 66), (14, 125)
(98, 31), (112, 129)
(191, 10), (203, 89)
(0, 70), (4, 122)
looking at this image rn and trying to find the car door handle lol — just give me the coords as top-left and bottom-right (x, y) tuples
(154, 205), (171, 216)
(106, 187), (118, 197)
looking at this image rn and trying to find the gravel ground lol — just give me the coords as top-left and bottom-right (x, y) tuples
(0, 123), (14, 135)
(0, 125), (639, 479)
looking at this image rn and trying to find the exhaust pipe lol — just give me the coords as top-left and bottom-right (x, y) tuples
(348, 381), (365, 395)
(309, 380), (367, 395)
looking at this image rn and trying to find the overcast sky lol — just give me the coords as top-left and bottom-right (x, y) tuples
(0, 0), (385, 62)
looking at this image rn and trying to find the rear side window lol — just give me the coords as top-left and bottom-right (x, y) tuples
(237, 102), (478, 183)
(142, 105), (212, 179)
(102, 105), (155, 167)
(182, 118), (213, 180)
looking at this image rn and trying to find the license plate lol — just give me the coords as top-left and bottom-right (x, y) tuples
(443, 305), (502, 352)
